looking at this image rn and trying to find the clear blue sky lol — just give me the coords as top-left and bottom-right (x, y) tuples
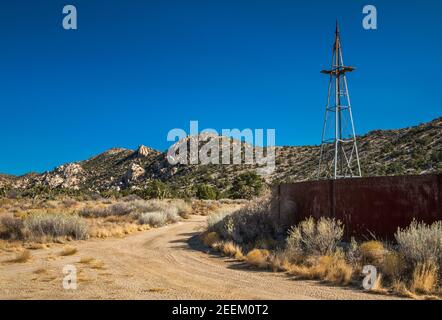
(1, 0), (441, 175)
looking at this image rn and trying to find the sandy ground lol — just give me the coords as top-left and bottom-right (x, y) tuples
(0, 215), (400, 300)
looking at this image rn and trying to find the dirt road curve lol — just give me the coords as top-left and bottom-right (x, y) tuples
(0, 215), (399, 300)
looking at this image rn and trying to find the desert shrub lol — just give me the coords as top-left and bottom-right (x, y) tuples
(131, 199), (164, 213)
(268, 251), (291, 272)
(121, 194), (142, 202)
(209, 196), (276, 244)
(359, 241), (385, 264)
(138, 211), (167, 227)
(230, 171), (264, 200)
(164, 207), (180, 223)
(0, 215), (24, 240)
(346, 237), (361, 265)
(286, 217), (344, 257)
(207, 211), (229, 230)
(201, 231), (220, 247)
(395, 220), (442, 270)
(246, 249), (270, 268)
(79, 206), (110, 218)
(137, 180), (170, 199)
(61, 198), (78, 208)
(24, 213), (88, 240)
(173, 200), (192, 218)
(196, 184), (218, 200)
(109, 202), (134, 215)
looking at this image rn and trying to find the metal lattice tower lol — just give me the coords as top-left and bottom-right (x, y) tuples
(318, 22), (362, 180)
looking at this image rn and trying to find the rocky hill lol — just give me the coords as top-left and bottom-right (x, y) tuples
(0, 117), (441, 197)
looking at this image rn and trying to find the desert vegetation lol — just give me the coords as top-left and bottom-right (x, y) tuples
(0, 196), (197, 250)
(202, 196), (442, 299)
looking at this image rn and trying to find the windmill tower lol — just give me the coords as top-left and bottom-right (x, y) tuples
(318, 22), (362, 179)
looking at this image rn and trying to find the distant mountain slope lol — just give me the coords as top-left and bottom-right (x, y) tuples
(0, 117), (441, 196)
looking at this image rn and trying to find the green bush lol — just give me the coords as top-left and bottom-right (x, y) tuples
(137, 180), (170, 199)
(230, 171), (264, 200)
(196, 184), (218, 200)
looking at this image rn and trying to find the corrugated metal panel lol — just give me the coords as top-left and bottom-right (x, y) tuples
(277, 174), (442, 240)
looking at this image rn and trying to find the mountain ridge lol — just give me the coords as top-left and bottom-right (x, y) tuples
(0, 117), (441, 196)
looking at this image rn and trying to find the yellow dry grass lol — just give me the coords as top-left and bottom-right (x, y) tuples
(245, 249), (270, 268)
(8, 250), (32, 263)
(268, 253), (291, 272)
(60, 246), (78, 256)
(360, 241), (384, 264)
(148, 288), (167, 293)
(219, 241), (244, 260)
(79, 256), (95, 264)
(288, 254), (353, 286)
(88, 223), (150, 239)
(380, 251), (404, 280)
(25, 243), (48, 250)
(411, 262), (439, 294)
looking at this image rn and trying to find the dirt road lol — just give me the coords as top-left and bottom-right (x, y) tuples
(0, 215), (399, 300)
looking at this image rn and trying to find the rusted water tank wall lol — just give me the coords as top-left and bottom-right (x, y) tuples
(276, 174), (442, 240)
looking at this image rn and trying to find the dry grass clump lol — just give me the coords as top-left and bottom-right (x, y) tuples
(79, 256), (95, 264)
(24, 213), (88, 240)
(8, 249), (32, 263)
(411, 262), (439, 294)
(61, 198), (78, 208)
(218, 241), (244, 260)
(88, 221), (150, 238)
(288, 253), (353, 286)
(246, 249), (270, 268)
(380, 251), (404, 280)
(268, 251), (291, 272)
(60, 246), (78, 256)
(359, 241), (385, 264)
(391, 280), (418, 299)
(25, 243), (48, 250)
